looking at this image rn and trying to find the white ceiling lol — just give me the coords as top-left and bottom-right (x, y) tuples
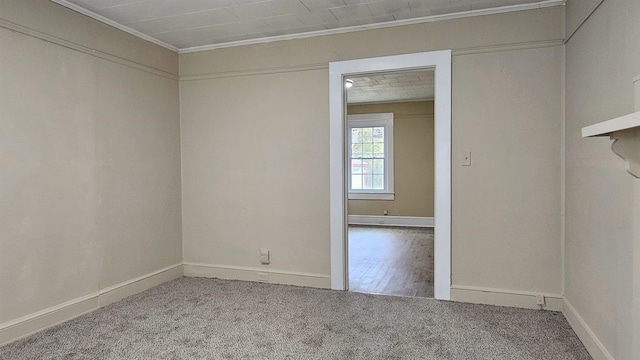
(347, 69), (434, 104)
(54, 0), (558, 51)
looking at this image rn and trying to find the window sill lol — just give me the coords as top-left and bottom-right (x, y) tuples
(348, 192), (395, 200)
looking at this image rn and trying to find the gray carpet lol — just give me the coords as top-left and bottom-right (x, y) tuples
(1, 277), (591, 359)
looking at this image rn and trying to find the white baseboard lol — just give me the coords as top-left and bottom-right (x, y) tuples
(0, 263), (183, 347)
(562, 298), (614, 360)
(97, 264), (184, 307)
(348, 215), (434, 227)
(450, 285), (564, 311)
(0, 294), (100, 348)
(183, 262), (331, 289)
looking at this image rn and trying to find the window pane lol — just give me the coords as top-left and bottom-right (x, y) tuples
(362, 160), (372, 174)
(351, 128), (361, 143)
(348, 116), (392, 194)
(373, 127), (384, 142)
(362, 143), (373, 158)
(372, 175), (384, 190)
(351, 174), (363, 189)
(362, 127), (373, 142)
(372, 159), (384, 174)
(373, 143), (384, 158)
(351, 143), (362, 158)
(351, 159), (363, 174)
(363, 174), (373, 190)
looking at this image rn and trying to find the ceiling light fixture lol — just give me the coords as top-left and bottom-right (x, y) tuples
(345, 79), (353, 89)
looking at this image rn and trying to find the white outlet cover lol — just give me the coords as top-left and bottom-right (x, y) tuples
(259, 249), (270, 264)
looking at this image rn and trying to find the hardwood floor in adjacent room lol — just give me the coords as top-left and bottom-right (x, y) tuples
(348, 225), (434, 298)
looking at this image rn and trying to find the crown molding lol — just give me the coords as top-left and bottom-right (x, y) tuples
(49, 0), (178, 52)
(179, 0), (565, 53)
(49, 0), (564, 54)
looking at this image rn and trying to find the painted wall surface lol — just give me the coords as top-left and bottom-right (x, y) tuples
(564, 1), (640, 358)
(347, 101), (434, 217)
(180, 7), (564, 293)
(451, 45), (563, 294)
(0, 0), (181, 325)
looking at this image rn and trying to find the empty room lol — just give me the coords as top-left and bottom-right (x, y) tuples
(346, 69), (436, 298)
(1, 0), (638, 359)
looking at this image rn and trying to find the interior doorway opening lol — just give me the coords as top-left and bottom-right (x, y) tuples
(345, 69), (436, 298)
(329, 50), (452, 300)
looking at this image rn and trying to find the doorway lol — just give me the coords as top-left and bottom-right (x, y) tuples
(345, 69), (435, 297)
(329, 50), (452, 300)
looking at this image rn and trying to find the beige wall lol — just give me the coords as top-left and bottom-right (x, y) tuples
(180, 6), (564, 294)
(347, 101), (434, 217)
(564, 0), (640, 358)
(0, 0), (182, 328)
(0, 1), (575, 347)
(452, 45), (564, 294)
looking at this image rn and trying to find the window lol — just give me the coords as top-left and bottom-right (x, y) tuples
(348, 113), (394, 200)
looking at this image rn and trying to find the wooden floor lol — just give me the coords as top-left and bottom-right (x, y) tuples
(348, 225), (434, 298)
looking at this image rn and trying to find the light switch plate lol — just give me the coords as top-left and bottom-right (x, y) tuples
(461, 151), (471, 166)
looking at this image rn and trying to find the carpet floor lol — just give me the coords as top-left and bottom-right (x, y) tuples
(1, 277), (591, 359)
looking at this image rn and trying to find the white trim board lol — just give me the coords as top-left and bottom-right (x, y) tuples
(563, 298), (614, 360)
(0, 264), (183, 347)
(183, 263), (331, 289)
(329, 50), (452, 300)
(450, 285), (563, 311)
(348, 215), (434, 227)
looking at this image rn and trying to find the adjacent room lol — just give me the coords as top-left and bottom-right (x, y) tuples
(1, 0), (639, 359)
(345, 70), (436, 298)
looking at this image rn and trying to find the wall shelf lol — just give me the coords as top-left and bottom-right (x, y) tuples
(582, 111), (640, 178)
(582, 111), (640, 137)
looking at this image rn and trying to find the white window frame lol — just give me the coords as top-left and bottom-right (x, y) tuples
(347, 113), (394, 200)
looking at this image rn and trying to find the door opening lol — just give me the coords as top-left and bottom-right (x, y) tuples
(345, 69), (436, 298)
(329, 50), (452, 300)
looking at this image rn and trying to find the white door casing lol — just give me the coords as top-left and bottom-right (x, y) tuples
(329, 50), (452, 300)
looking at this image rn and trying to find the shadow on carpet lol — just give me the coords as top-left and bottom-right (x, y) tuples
(0, 277), (591, 359)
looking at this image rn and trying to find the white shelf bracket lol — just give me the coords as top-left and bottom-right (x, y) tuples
(582, 103), (640, 179)
(610, 129), (640, 179)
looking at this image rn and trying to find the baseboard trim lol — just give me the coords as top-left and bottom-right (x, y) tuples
(348, 215), (434, 227)
(450, 285), (563, 311)
(183, 262), (331, 289)
(97, 264), (184, 307)
(562, 298), (614, 360)
(0, 263), (183, 347)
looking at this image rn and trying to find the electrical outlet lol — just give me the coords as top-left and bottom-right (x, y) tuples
(257, 273), (269, 283)
(259, 249), (270, 264)
(383, 209), (388, 215)
(535, 294), (546, 307)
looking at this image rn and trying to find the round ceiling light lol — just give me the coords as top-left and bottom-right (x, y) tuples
(345, 79), (353, 89)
